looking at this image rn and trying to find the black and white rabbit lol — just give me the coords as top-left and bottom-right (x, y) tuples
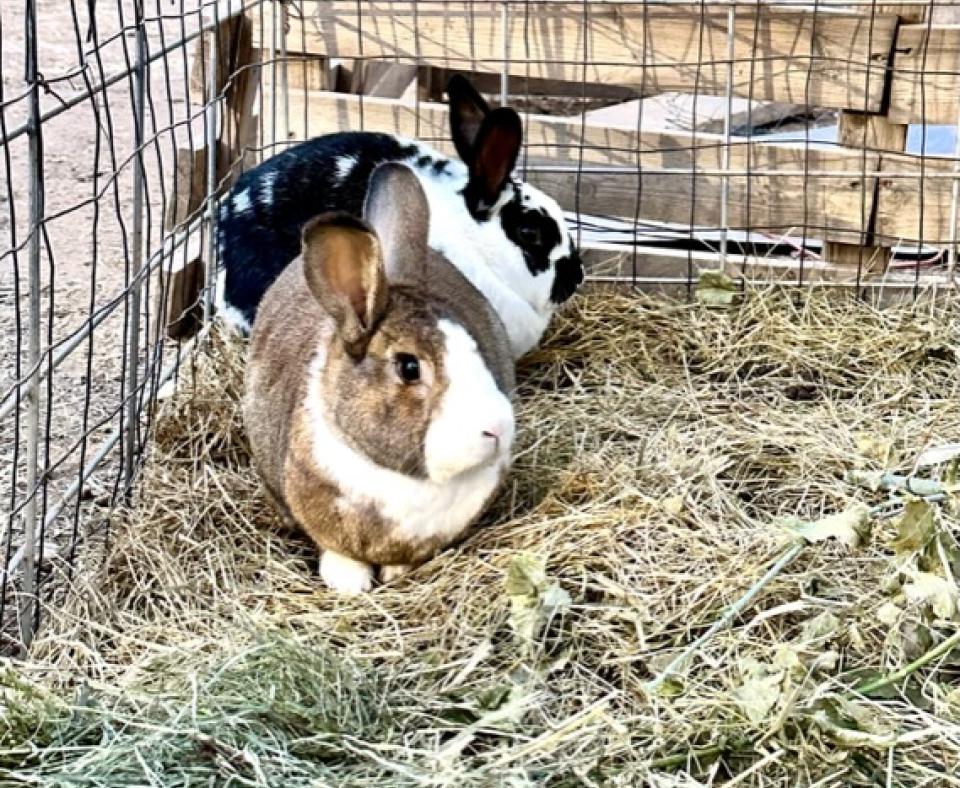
(217, 75), (584, 358)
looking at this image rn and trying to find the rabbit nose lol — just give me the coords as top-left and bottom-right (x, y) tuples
(482, 418), (512, 449)
(482, 429), (501, 449)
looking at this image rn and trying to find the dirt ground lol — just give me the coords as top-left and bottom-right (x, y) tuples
(0, 0), (201, 638)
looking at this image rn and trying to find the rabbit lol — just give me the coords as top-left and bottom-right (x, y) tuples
(242, 162), (516, 594)
(218, 74), (584, 359)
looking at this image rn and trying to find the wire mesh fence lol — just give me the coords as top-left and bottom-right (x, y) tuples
(2, 0), (960, 655)
(0, 0), (238, 652)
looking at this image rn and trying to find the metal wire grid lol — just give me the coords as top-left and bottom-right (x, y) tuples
(261, 1), (960, 284)
(2, 0), (959, 654)
(0, 0), (271, 652)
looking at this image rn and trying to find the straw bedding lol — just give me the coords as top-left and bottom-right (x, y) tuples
(3, 286), (960, 786)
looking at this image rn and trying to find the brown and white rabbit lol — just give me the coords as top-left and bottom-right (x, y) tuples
(243, 162), (516, 594)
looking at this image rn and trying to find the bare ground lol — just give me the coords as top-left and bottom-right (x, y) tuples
(0, 0), (201, 638)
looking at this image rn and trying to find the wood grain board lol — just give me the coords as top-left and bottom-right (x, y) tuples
(888, 24), (960, 124)
(263, 90), (878, 243)
(237, 5), (960, 249)
(875, 152), (960, 245)
(251, 2), (897, 112)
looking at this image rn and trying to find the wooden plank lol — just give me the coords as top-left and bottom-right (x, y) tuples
(822, 115), (909, 267)
(279, 59), (639, 105)
(582, 245), (938, 287)
(414, 66), (639, 104)
(182, 13), (256, 187)
(275, 55), (336, 91)
(219, 13), (257, 179)
(233, 57), (261, 173)
(889, 25), (960, 124)
(527, 163), (871, 244)
(165, 144), (207, 232)
(166, 8), (257, 340)
(258, 52), (362, 93)
(189, 25), (240, 103)
(349, 62), (419, 96)
(873, 3), (932, 20)
(161, 140), (231, 340)
(272, 55), (419, 95)
(251, 2), (897, 112)
(875, 152), (960, 244)
(189, 10), (255, 107)
(870, 0), (950, 246)
(835, 112), (909, 153)
(581, 247), (953, 305)
(822, 2), (925, 264)
(159, 230), (206, 342)
(818, 3), (923, 263)
(583, 95), (811, 135)
(267, 90), (877, 243)
(163, 140), (232, 231)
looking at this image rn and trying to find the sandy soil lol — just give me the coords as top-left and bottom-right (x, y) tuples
(0, 0), (202, 637)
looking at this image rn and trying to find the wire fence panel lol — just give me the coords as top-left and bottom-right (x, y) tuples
(2, 0), (960, 653)
(248, 0), (960, 288)
(0, 0), (262, 653)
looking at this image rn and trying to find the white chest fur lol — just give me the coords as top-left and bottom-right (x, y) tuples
(305, 350), (506, 549)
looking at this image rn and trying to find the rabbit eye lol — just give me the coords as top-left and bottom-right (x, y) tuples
(394, 353), (421, 384)
(517, 224), (540, 245)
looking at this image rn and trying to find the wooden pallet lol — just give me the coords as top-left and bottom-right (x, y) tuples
(161, 1), (960, 338)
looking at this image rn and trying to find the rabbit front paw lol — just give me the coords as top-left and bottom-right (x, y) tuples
(380, 564), (413, 584)
(320, 551), (375, 594)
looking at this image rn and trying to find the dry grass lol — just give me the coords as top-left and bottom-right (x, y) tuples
(4, 286), (960, 786)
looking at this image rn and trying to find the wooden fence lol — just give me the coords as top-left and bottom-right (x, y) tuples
(164, 0), (960, 334)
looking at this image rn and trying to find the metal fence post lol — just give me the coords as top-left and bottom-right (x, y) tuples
(948, 90), (960, 277)
(719, 5), (736, 272)
(123, 0), (149, 491)
(19, 0), (44, 650)
(203, 1), (221, 320)
(500, 2), (509, 107)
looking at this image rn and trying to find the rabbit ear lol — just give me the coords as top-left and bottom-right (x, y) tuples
(466, 107), (522, 209)
(301, 213), (387, 356)
(447, 74), (491, 165)
(362, 163), (430, 286)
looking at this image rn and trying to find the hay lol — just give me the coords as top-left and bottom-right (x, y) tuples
(4, 286), (960, 785)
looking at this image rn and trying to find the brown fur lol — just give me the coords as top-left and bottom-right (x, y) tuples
(245, 258), (509, 566)
(416, 249), (514, 392)
(283, 407), (453, 566)
(319, 288), (449, 479)
(243, 165), (514, 572)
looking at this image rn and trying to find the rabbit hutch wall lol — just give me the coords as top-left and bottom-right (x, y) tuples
(163, 0), (960, 332)
(5, 1), (960, 783)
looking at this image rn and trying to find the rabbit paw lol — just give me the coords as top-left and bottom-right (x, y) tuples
(380, 564), (413, 584)
(320, 551), (375, 595)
